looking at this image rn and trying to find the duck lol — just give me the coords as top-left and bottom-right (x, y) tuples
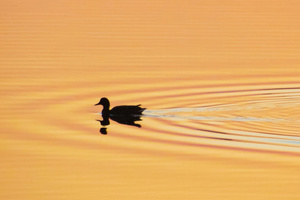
(95, 97), (146, 116)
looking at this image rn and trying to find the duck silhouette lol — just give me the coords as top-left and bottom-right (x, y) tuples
(95, 97), (146, 134)
(95, 97), (146, 116)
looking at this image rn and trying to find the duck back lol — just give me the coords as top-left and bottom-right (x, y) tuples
(110, 105), (146, 116)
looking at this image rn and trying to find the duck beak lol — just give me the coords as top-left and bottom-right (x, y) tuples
(94, 103), (100, 106)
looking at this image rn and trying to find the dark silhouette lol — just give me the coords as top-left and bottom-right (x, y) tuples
(97, 117), (110, 126)
(95, 97), (146, 116)
(95, 97), (146, 134)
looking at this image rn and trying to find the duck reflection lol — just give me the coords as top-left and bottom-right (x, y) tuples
(97, 114), (144, 134)
(100, 127), (107, 135)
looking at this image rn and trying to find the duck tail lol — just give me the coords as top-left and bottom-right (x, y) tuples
(136, 104), (146, 114)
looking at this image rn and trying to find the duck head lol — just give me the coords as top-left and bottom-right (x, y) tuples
(95, 97), (110, 115)
(95, 97), (110, 110)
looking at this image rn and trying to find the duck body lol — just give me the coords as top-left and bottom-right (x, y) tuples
(95, 97), (146, 116)
(110, 105), (145, 116)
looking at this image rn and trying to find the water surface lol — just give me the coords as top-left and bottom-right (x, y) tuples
(1, 1), (300, 199)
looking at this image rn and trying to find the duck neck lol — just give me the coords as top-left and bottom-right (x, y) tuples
(102, 107), (110, 115)
(102, 102), (110, 115)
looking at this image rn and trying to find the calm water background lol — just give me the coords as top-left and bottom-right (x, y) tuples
(1, 1), (300, 199)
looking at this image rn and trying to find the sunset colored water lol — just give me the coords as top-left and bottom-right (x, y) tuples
(1, 1), (300, 199)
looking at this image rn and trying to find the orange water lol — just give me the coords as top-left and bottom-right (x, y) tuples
(1, 1), (300, 199)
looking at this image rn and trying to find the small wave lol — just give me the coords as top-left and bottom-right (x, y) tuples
(144, 109), (285, 122)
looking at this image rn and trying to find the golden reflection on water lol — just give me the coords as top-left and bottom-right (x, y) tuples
(1, 0), (300, 199)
